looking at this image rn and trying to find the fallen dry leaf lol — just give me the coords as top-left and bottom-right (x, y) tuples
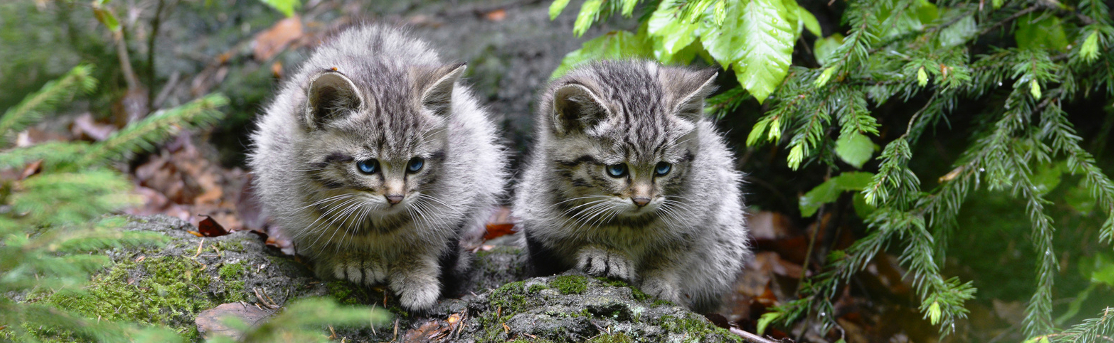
(197, 215), (230, 237)
(484, 9), (507, 21)
(195, 302), (273, 340)
(71, 112), (116, 141)
(253, 17), (304, 61)
(19, 160), (42, 180)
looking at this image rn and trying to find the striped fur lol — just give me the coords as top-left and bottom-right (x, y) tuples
(249, 25), (507, 310)
(513, 61), (751, 311)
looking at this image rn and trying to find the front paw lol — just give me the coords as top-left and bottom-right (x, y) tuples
(330, 259), (387, 286)
(390, 276), (440, 311)
(576, 246), (635, 281)
(642, 276), (682, 304)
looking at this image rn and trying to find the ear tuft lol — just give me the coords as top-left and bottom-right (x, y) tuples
(305, 72), (362, 130)
(420, 63), (467, 118)
(552, 83), (609, 136)
(670, 68), (718, 122)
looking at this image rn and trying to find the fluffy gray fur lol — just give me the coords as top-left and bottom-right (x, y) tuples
(248, 25), (507, 311)
(513, 60), (751, 311)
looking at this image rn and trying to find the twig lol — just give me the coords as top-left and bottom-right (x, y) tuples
(977, 5), (1040, 36)
(728, 327), (779, 343)
(112, 29), (140, 91)
(146, 0), (165, 106)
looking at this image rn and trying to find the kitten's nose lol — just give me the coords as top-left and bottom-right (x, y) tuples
(385, 194), (404, 205)
(631, 197), (650, 207)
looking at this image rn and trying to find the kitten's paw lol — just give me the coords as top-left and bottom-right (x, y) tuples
(576, 246), (635, 280)
(392, 277), (440, 311)
(642, 277), (682, 304)
(332, 260), (387, 286)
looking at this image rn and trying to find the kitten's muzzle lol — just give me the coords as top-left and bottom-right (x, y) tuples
(631, 197), (651, 207)
(385, 194), (404, 205)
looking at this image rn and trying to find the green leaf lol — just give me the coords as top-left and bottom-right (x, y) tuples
(787, 143), (805, 170)
(649, 0), (700, 59)
(916, 67), (929, 86)
(1039, 337), (1051, 343)
(937, 15), (977, 48)
(747, 118), (772, 146)
(92, 5), (120, 32)
(713, 0), (727, 26)
(703, 0), (796, 103)
(550, 0), (572, 20)
(814, 66), (835, 87)
(799, 171), (875, 217)
(620, 0), (638, 17)
(852, 193), (876, 218)
(813, 33), (844, 64)
(797, 6), (821, 37)
(574, 0), (605, 37)
(1089, 254), (1114, 285)
(992, 0), (1003, 9)
(928, 301), (941, 325)
(1016, 13), (1069, 51)
(551, 30), (653, 79)
(1064, 181), (1097, 214)
(258, 0), (300, 17)
(756, 312), (780, 335)
(1079, 29), (1101, 62)
(1030, 163), (1062, 195)
(767, 117), (782, 141)
(835, 132), (875, 168)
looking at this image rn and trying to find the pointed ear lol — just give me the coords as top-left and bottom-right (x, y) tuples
(669, 69), (718, 122)
(304, 71), (363, 130)
(551, 83), (609, 136)
(419, 63), (467, 118)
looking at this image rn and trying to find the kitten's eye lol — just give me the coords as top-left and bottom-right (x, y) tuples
(356, 159), (379, 174)
(407, 157), (425, 173)
(655, 162), (672, 176)
(605, 163), (627, 178)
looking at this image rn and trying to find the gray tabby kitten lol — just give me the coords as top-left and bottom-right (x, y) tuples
(249, 25), (507, 310)
(513, 61), (750, 311)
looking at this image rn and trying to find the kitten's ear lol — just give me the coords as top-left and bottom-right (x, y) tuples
(419, 63), (467, 118)
(668, 69), (718, 122)
(552, 83), (609, 136)
(304, 71), (363, 130)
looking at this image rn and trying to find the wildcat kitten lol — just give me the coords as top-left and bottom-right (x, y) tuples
(513, 61), (751, 311)
(248, 25), (507, 310)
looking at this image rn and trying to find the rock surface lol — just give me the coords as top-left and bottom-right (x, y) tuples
(55, 215), (745, 342)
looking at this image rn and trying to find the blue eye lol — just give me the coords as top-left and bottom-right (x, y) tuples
(606, 164), (627, 177)
(407, 157), (424, 173)
(655, 162), (672, 176)
(356, 159), (379, 174)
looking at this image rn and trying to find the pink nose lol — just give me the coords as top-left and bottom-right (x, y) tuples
(386, 194), (404, 205)
(632, 197), (650, 207)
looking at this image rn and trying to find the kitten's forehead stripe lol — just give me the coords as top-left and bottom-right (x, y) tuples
(567, 61), (685, 163)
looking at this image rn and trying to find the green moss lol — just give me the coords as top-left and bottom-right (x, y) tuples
(219, 262), (246, 302)
(490, 281), (530, 313)
(596, 277), (650, 301)
(527, 283), (548, 293)
(658, 314), (741, 342)
(43, 255), (215, 338)
(587, 333), (634, 343)
(219, 239), (246, 253)
(219, 262), (244, 279)
(550, 275), (587, 295)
